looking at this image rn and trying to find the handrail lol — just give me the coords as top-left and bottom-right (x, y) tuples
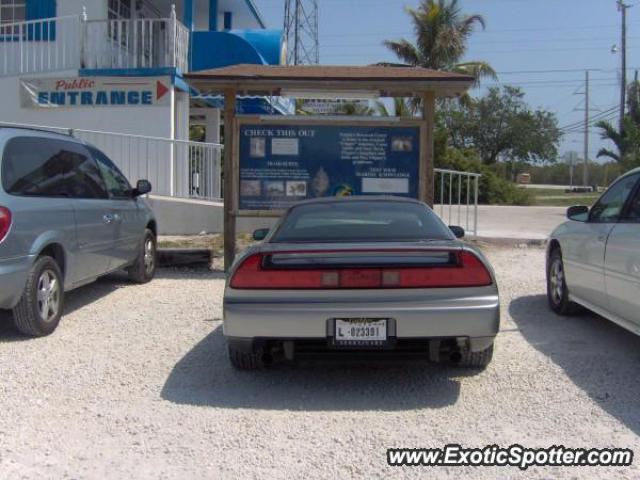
(0, 121), (223, 201)
(0, 10), (189, 77)
(434, 168), (481, 237)
(0, 14), (80, 29)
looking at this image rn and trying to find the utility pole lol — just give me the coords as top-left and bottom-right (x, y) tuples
(583, 70), (590, 187)
(618, 0), (630, 132)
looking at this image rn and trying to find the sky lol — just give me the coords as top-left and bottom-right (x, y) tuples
(254, 0), (639, 162)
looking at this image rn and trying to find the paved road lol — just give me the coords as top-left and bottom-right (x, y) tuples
(434, 204), (566, 240)
(476, 205), (566, 240)
(1, 246), (638, 479)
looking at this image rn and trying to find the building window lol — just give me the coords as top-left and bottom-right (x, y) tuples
(0, 0), (27, 28)
(108, 0), (132, 20)
(223, 12), (232, 30)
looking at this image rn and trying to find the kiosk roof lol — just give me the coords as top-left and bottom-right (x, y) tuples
(185, 64), (474, 97)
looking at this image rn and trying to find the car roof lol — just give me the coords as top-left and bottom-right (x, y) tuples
(622, 166), (640, 178)
(0, 126), (81, 142)
(288, 195), (426, 207)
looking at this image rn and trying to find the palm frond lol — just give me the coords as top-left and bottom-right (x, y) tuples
(454, 61), (498, 83)
(383, 39), (421, 66)
(596, 120), (623, 146)
(596, 147), (620, 162)
(374, 100), (392, 117)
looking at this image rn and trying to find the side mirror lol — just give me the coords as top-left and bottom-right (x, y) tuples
(567, 205), (589, 222)
(252, 228), (269, 241)
(449, 225), (465, 238)
(133, 179), (152, 197)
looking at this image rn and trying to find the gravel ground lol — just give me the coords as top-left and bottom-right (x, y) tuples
(0, 245), (639, 479)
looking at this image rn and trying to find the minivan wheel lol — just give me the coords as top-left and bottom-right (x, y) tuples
(12, 256), (64, 337)
(128, 229), (156, 284)
(547, 249), (580, 316)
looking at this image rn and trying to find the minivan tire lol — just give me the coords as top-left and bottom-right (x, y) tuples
(128, 229), (156, 284)
(13, 256), (65, 337)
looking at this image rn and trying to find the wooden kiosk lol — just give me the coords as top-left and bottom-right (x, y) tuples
(184, 65), (473, 270)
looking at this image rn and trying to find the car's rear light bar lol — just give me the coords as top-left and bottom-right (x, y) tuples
(0, 206), (11, 243)
(229, 250), (492, 289)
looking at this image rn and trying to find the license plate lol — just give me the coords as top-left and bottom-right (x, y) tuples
(334, 319), (388, 346)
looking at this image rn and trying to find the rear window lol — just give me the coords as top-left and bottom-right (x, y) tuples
(1, 136), (107, 199)
(271, 201), (452, 243)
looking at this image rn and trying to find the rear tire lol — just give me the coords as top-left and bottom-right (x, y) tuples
(12, 256), (64, 337)
(128, 229), (156, 284)
(547, 248), (581, 315)
(457, 343), (494, 369)
(228, 345), (265, 370)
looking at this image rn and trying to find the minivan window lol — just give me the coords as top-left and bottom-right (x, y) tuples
(590, 173), (640, 223)
(271, 201), (453, 243)
(623, 183), (640, 223)
(1, 136), (107, 199)
(89, 146), (132, 199)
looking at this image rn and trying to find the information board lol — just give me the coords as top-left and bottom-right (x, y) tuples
(238, 123), (421, 210)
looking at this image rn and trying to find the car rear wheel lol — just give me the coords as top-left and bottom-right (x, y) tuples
(228, 345), (265, 370)
(456, 343), (494, 369)
(12, 256), (64, 337)
(547, 249), (580, 315)
(128, 229), (156, 284)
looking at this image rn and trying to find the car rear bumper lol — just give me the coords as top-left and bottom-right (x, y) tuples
(223, 291), (500, 352)
(0, 255), (33, 309)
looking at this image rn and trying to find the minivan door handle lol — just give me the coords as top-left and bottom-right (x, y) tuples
(103, 214), (115, 224)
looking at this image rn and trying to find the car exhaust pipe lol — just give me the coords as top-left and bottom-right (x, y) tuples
(449, 351), (462, 363)
(261, 352), (274, 366)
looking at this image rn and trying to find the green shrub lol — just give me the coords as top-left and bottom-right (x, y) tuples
(435, 148), (533, 206)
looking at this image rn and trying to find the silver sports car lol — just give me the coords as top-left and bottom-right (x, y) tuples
(547, 167), (640, 334)
(223, 197), (500, 369)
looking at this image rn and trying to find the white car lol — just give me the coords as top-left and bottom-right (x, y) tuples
(547, 167), (640, 334)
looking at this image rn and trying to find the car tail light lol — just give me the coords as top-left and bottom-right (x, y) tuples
(0, 207), (11, 243)
(229, 250), (492, 290)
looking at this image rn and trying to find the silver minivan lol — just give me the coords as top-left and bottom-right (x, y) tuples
(0, 127), (157, 336)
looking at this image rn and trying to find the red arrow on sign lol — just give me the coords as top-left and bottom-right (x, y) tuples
(156, 80), (169, 100)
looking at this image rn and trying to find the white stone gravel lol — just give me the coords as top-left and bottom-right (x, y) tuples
(1, 245), (639, 479)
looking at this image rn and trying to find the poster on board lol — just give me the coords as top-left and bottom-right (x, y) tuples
(238, 123), (420, 210)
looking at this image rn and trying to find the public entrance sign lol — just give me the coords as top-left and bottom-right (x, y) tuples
(20, 76), (172, 108)
(238, 120), (421, 211)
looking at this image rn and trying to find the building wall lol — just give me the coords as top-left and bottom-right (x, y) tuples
(58, 0), (106, 19)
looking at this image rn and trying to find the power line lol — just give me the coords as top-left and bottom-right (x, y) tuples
(328, 43), (640, 57)
(319, 24), (622, 38)
(560, 110), (620, 134)
(559, 105), (620, 131)
(323, 35), (640, 49)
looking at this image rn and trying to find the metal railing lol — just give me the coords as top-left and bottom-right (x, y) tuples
(0, 6), (189, 77)
(434, 168), (481, 237)
(0, 15), (83, 76)
(0, 121), (222, 200)
(83, 8), (189, 71)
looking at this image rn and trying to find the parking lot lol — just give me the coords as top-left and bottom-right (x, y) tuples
(1, 244), (639, 479)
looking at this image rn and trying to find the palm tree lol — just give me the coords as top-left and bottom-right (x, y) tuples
(335, 101), (374, 116)
(383, 0), (496, 82)
(294, 99), (311, 115)
(374, 98), (414, 117)
(596, 117), (640, 169)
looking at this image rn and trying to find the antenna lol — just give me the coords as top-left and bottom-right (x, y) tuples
(284, 0), (319, 65)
